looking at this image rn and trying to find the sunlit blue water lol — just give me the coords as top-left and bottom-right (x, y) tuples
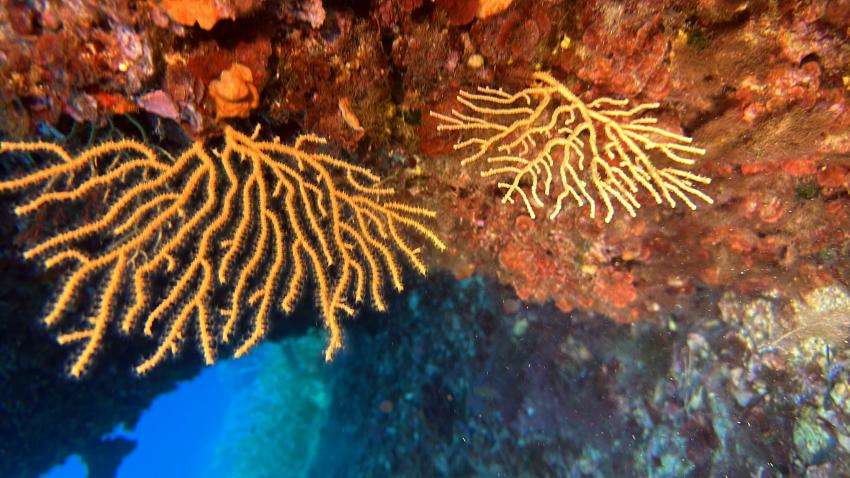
(41, 332), (328, 478)
(42, 366), (231, 478)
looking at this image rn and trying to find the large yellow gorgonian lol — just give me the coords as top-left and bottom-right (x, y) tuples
(0, 125), (445, 377)
(432, 72), (713, 223)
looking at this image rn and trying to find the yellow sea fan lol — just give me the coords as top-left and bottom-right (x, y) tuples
(0, 125), (445, 377)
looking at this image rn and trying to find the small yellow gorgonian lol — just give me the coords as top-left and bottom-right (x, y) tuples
(432, 72), (713, 223)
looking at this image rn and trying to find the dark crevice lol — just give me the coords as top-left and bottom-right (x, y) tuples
(681, 89), (738, 134)
(324, 0), (373, 19)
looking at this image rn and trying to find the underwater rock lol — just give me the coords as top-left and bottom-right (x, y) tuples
(434, 0), (479, 26)
(571, 0), (671, 100)
(794, 407), (837, 465)
(78, 437), (137, 478)
(137, 90), (180, 120)
(289, 0), (326, 28)
(0, 0), (154, 134)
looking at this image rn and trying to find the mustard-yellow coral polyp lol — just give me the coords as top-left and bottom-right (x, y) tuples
(432, 71), (714, 223)
(0, 125), (445, 377)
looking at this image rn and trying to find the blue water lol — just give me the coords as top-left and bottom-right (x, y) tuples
(42, 362), (235, 478)
(41, 456), (85, 478)
(41, 334), (328, 478)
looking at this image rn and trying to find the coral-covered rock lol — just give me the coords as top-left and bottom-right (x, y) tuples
(0, 0), (154, 134)
(269, 16), (393, 150)
(375, 0), (424, 28)
(278, 0), (327, 28)
(471, 1), (554, 71)
(568, 1), (672, 100)
(163, 36), (271, 131)
(423, 0), (850, 328)
(434, 0), (479, 26)
(137, 90), (180, 120)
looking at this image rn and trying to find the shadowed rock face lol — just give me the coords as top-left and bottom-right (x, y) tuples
(79, 436), (137, 478)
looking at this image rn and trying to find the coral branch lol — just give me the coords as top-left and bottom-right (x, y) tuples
(432, 72), (714, 223)
(0, 125), (444, 377)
